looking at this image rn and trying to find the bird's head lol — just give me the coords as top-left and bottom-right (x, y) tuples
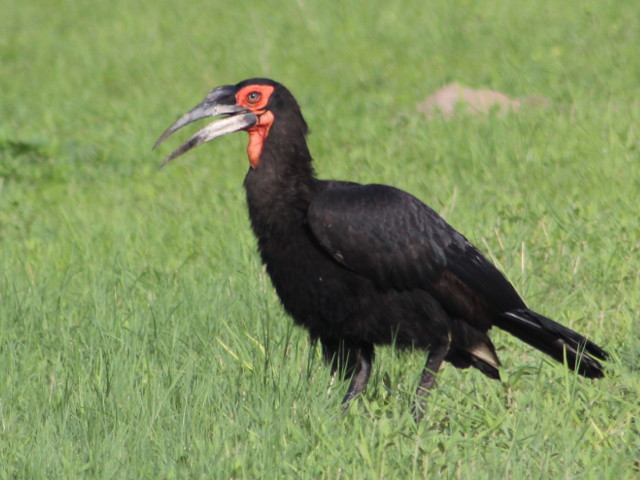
(154, 78), (308, 169)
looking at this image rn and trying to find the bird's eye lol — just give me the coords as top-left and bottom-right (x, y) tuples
(247, 91), (261, 103)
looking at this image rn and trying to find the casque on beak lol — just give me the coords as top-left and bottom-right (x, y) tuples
(154, 85), (257, 166)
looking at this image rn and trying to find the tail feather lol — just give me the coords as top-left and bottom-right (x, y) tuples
(495, 308), (607, 378)
(469, 356), (502, 380)
(447, 320), (502, 380)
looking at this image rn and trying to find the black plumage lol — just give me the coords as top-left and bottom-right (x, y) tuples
(155, 78), (607, 418)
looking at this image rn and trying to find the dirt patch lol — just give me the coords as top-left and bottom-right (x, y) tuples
(417, 83), (550, 119)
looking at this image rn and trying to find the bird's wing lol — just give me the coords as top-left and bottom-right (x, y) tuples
(307, 184), (525, 327)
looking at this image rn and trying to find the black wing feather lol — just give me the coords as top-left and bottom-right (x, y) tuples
(307, 184), (525, 320)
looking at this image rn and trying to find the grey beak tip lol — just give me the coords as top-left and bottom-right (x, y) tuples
(153, 130), (173, 150)
(159, 155), (174, 168)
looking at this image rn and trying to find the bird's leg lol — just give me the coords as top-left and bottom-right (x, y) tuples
(413, 340), (450, 422)
(341, 344), (374, 411)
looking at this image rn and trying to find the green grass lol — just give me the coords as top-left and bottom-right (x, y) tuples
(1, 0), (639, 478)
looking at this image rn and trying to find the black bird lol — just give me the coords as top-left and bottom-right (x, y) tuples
(155, 78), (607, 417)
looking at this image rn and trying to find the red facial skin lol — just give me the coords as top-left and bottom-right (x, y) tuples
(236, 85), (275, 168)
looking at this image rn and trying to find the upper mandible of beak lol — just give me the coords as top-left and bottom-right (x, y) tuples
(154, 85), (258, 166)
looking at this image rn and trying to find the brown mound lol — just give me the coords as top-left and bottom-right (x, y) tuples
(417, 83), (550, 119)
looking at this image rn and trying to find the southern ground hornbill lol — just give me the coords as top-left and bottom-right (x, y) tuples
(155, 78), (607, 418)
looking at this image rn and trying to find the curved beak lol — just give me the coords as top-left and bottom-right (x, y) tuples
(154, 85), (257, 166)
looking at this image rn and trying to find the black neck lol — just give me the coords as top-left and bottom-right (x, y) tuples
(243, 122), (318, 238)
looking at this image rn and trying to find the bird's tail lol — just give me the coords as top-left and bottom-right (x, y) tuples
(495, 308), (608, 378)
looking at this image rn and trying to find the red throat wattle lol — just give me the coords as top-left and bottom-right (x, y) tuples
(246, 111), (274, 168)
